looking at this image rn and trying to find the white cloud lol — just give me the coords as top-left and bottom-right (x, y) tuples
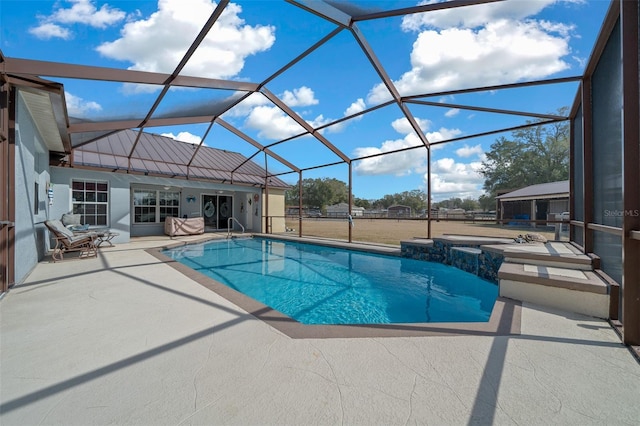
(222, 92), (271, 118)
(572, 55), (587, 68)
(65, 92), (102, 116)
(280, 87), (318, 107)
(344, 98), (366, 117)
(426, 127), (462, 143)
(368, 19), (571, 103)
(322, 98), (367, 133)
(445, 108), (460, 117)
(96, 0), (275, 79)
(244, 105), (307, 140)
(353, 135), (427, 176)
(455, 143), (483, 158)
(161, 131), (202, 145)
(427, 157), (484, 200)
(353, 117), (461, 176)
(401, 0), (555, 31)
(391, 117), (431, 134)
(228, 90), (368, 139)
(367, 1), (577, 104)
(29, 0), (126, 39)
(29, 23), (72, 40)
(538, 20), (575, 37)
(50, 0), (126, 28)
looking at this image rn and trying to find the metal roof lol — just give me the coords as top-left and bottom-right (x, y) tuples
(73, 129), (290, 188)
(496, 180), (569, 201)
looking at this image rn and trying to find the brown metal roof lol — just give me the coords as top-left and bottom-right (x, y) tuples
(496, 180), (569, 201)
(73, 129), (289, 188)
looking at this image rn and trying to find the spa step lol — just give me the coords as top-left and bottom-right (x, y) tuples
(498, 262), (609, 318)
(498, 242), (595, 271)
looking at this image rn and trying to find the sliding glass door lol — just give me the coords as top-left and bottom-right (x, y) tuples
(202, 194), (233, 230)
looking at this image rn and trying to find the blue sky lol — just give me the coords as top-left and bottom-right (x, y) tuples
(1, 0), (610, 201)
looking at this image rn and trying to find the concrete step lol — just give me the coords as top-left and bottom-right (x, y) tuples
(485, 241), (594, 271)
(498, 262), (609, 318)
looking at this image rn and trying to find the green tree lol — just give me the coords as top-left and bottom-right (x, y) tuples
(285, 178), (348, 209)
(460, 198), (479, 211)
(353, 197), (371, 209)
(478, 194), (495, 211)
(438, 197), (462, 209)
(479, 109), (569, 199)
(377, 189), (427, 214)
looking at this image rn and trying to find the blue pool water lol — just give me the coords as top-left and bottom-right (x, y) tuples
(163, 237), (498, 325)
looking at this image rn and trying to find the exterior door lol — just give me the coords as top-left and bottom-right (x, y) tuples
(218, 195), (232, 229)
(202, 195), (218, 229)
(202, 195), (233, 230)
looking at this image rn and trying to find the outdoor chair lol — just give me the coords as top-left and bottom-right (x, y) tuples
(44, 219), (98, 262)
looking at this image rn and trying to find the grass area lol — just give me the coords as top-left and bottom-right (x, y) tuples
(283, 218), (558, 246)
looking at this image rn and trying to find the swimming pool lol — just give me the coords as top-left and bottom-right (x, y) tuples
(163, 237), (498, 325)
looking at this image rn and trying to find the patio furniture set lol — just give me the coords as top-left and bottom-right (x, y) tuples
(44, 219), (119, 262)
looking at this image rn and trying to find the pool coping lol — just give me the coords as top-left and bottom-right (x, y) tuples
(146, 236), (522, 339)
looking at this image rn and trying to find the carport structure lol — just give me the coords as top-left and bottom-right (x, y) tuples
(1, 0), (638, 348)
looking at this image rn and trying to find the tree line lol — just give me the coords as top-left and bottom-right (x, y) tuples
(285, 179), (430, 213)
(285, 109), (569, 213)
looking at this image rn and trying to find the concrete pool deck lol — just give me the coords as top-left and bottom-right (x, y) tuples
(1, 235), (639, 425)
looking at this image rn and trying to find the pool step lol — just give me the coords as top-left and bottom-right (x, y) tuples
(499, 242), (594, 271)
(498, 262), (609, 318)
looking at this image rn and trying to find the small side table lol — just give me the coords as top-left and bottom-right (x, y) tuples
(96, 231), (119, 247)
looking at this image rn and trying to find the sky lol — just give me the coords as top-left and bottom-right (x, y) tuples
(0, 0), (611, 201)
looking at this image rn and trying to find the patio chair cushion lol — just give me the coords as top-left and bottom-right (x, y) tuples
(49, 219), (75, 239)
(45, 219), (98, 262)
(61, 213), (82, 227)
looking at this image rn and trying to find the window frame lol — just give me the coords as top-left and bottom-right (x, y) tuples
(132, 188), (180, 224)
(71, 179), (109, 226)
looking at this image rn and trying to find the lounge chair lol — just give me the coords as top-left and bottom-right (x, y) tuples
(44, 219), (98, 262)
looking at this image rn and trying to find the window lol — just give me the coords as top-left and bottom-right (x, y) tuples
(133, 189), (180, 223)
(72, 180), (109, 226)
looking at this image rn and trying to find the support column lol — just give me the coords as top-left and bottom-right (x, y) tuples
(427, 146), (432, 238)
(298, 171), (303, 238)
(621, 0), (640, 346)
(348, 162), (353, 243)
(264, 153), (269, 234)
(0, 81), (15, 292)
(582, 77), (594, 253)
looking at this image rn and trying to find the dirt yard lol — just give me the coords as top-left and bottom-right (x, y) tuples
(282, 217), (558, 246)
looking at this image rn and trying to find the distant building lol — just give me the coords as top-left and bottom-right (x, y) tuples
(325, 203), (364, 218)
(387, 205), (411, 218)
(496, 180), (569, 227)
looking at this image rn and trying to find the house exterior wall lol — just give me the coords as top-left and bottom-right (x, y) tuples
(49, 167), (133, 241)
(266, 189), (285, 233)
(49, 167), (270, 240)
(13, 92), (50, 284)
